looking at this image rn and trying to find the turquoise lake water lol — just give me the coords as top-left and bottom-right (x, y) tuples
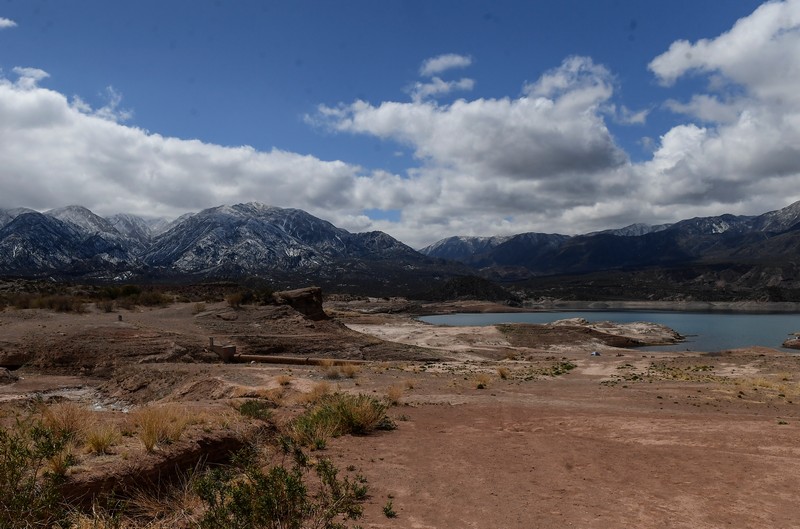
(418, 311), (800, 352)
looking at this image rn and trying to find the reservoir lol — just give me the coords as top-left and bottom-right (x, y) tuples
(419, 311), (800, 352)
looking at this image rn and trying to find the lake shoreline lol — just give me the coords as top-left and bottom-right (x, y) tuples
(417, 299), (800, 315)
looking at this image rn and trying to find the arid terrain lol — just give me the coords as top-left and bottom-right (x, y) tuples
(2, 293), (800, 528)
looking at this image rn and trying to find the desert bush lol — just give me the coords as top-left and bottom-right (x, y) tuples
(0, 418), (72, 528)
(98, 299), (116, 313)
(10, 293), (33, 309)
(131, 405), (189, 452)
(136, 290), (171, 307)
(116, 297), (137, 310)
(497, 367), (510, 380)
(226, 292), (244, 309)
(46, 295), (86, 313)
(193, 302), (207, 315)
(195, 450), (366, 529)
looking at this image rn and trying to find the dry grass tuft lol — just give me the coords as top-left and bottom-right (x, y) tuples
(47, 443), (76, 477)
(385, 384), (404, 406)
(497, 367), (510, 380)
(473, 372), (492, 389)
(131, 404), (190, 452)
(322, 364), (341, 379)
(276, 374), (293, 386)
(300, 381), (333, 404)
(340, 364), (360, 378)
(41, 401), (92, 442)
(85, 422), (121, 455)
(125, 470), (204, 526)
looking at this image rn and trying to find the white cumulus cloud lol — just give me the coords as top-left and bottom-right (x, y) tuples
(0, 68), (406, 233)
(0, 17), (17, 29)
(408, 76), (474, 102)
(419, 53), (472, 77)
(640, 0), (800, 215)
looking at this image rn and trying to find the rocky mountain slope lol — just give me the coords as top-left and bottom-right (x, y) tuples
(420, 201), (800, 276)
(0, 202), (458, 294)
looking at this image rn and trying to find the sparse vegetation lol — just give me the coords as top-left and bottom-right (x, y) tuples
(497, 367), (510, 380)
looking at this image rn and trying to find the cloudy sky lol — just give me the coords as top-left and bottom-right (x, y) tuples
(1, 0), (799, 248)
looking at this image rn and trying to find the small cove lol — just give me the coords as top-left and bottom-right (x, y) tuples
(418, 311), (800, 352)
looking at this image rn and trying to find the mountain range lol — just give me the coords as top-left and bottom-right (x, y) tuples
(0, 203), (459, 293)
(1, 201), (800, 299)
(420, 201), (800, 276)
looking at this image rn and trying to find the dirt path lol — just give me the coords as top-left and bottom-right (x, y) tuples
(329, 374), (800, 529)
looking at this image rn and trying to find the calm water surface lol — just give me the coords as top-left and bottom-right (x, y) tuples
(418, 311), (800, 352)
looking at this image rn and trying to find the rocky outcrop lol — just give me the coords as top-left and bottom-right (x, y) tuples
(273, 286), (329, 321)
(0, 367), (18, 384)
(783, 334), (800, 350)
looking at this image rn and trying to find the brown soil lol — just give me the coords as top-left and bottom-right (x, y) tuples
(2, 299), (800, 528)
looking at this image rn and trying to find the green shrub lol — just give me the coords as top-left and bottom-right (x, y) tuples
(289, 393), (394, 449)
(238, 400), (274, 421)
(195, 449), (366, 529)
(0, 418), (72, 528)
(383, 500), (397, 518)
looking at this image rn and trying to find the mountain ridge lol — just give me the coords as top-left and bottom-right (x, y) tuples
(1, 200), (800, 299)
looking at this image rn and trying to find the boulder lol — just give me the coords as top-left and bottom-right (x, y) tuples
(273, 286), (329, 321)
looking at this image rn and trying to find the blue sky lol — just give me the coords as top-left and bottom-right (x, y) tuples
(1, 0), (798, 247)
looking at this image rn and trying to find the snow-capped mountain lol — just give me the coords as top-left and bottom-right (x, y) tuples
(419, 236), (512, 263)
(0, 203), (442, 289)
